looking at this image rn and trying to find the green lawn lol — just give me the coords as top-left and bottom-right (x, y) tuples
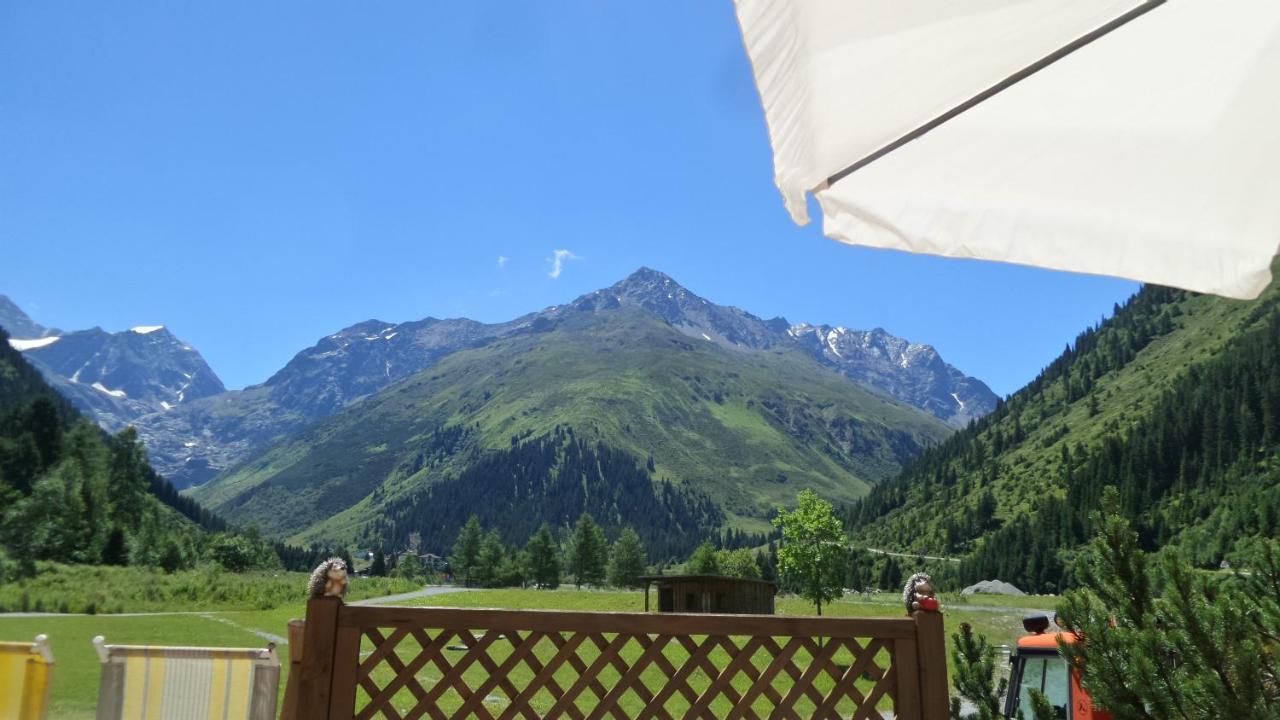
(408, 587), (1043, 658)
(0, 563), (418, 614)
(0, 586), (1045, 718)
(0, 568), (413, 719)
(383, 588), (1038, 717)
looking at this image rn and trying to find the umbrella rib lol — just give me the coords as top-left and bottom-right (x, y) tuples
(825, 0), (1168, 187)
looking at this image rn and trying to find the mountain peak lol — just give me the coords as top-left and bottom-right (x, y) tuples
(610, 267), (684, 294)
(625, 266), (675, 282)
(0, 295), (56, 339)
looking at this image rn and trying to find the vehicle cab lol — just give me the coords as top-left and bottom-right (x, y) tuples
(1004, 614), (1109, 720)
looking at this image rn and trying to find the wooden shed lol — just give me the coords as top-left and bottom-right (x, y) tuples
(640, 575), (777, 615)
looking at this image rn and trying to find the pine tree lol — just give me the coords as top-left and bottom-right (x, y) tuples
(948, 623), (1007, 720)
(757, 549), (776, 583)
(1057, 488), (1280, 719)
(101, 527), (128, 566)
(567, 513), (606, 588)
(369, 549), (387, 577)
(877, 556), (902, 590)
(526, 523), (561, 589)
(393, 552), (424, 581)
(606, 526), (647, 588)
(450, 515), (484, 587)
(474, 530), (506, 588)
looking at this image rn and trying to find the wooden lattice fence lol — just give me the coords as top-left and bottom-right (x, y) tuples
(286, 599), (948, 720)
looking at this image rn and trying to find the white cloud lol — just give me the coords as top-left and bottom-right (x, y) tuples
(497, 255), (508, 269)
(547, 249), (580, 279)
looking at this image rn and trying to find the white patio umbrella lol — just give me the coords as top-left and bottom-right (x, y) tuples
(734, 0), (1280, 299)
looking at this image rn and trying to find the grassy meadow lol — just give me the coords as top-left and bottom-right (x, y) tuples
(0, 563), (419, 614)
(0, 579), (1050, 718)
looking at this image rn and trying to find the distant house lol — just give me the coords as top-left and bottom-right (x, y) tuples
(396, 550), (449, 573)
(640, 575), (776, 615)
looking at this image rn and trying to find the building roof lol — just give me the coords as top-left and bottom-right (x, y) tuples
(639, 574), (777, 588)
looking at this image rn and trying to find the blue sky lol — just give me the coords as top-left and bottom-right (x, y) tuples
(0, 2), (1137, 397)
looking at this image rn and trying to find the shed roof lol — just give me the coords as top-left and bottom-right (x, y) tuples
(639, 574), (777, 588)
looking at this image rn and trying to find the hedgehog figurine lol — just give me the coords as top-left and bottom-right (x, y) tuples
(902, 572), (939, 614)
(309, 558), (349, 599)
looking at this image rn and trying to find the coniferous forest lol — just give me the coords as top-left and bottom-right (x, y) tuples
(956, 307), (1280, 590)
(847, 278), (1280, 593)
(368, 425), (729, 562)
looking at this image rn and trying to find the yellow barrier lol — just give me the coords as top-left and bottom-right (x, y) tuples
(0, 635), (54, 720)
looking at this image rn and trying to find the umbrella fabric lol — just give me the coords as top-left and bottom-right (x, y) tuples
(735, 0), (1280, 299)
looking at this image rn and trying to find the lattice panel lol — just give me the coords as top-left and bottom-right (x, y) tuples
(350, 626), (900, 720)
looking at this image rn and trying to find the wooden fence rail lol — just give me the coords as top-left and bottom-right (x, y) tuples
(287, 598), (948, 720)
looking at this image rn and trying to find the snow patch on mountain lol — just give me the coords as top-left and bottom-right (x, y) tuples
(131, 325), (165, 334)
(9, 336), (61, 351)
(92, 381), (127, 398)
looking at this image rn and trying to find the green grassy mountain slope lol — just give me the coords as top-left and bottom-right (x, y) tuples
(194, 305), (952, 552)
(848, 265), (1280, 592)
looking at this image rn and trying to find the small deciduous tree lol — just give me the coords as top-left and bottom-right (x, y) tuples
(686, 541), (720, 575)
(773, 489), (845, 615)
(207, 533), (261, 572)
(716, 548), (762, 579)
(606, 526), (647, 588)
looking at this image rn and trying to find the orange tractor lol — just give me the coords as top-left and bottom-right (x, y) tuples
(1003, 613), (1109, 720)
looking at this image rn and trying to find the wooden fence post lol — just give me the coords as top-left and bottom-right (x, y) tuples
(914, 611), (950, 720)
(279, 619), (306, 720)
(297, 597), (342, 720)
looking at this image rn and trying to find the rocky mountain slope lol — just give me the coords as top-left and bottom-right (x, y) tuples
(126, 314), (538, 487)
(192, 302), (953, 549)
(2, 302), (224, 431)
(3, 270), (995, 489)
(788, 323), (992, 426)
(571, 269), (996, 426)
(0, 295), (59, 339)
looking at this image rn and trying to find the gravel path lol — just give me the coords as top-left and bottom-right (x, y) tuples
(348, 584), (473, 606)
